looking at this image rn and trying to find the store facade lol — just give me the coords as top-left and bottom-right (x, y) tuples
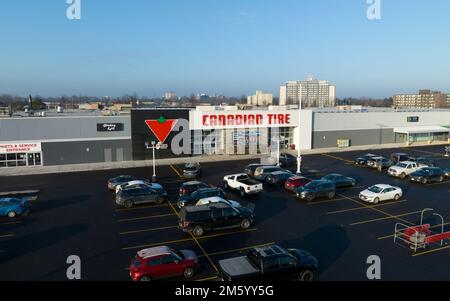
(0, 141), (42, 168)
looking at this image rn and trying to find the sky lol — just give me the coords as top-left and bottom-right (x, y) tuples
(0, 0), (449, 98)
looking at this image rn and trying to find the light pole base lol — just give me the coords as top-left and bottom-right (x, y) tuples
(152, 175), (157, 182)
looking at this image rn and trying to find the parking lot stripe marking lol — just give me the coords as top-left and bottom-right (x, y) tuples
(121, 228), (258, 251)
(119, 225), (178, 235)
(320, 153), (353, 164)
(117, 213), (177, 223)
(377, 221), (450, 240)
(337, 194), (414, 226)
(166, 199), (219, 273)
(412, 245), (450, 257)
(327, 200), (408, 215)
(426, 180), (450, 186)
(196, 276), (219, 282)
(349, 211), (422, 226)
(115, 204), (170, 212)
(401, 147), (448, 158)
(0, 234), (15, 239)
(0, 221), (22, 226)
(307, 195), (360, 205)
(198, 242), (276, 258)
(170, 164), (183, 178)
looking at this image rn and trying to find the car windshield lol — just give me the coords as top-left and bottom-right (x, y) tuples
(247, 250), (261, 270)
(305, 182), (319, 189)
(171, 249), (184, 260)
(368, 186), (383, 193)
(397, 163), (408, 168)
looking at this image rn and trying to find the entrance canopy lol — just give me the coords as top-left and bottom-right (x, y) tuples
(394, 126), (450, 134)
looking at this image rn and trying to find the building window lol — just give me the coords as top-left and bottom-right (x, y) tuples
(407, 116), (419, 122)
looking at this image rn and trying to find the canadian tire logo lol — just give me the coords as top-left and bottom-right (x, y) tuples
(145, 116), (178, 144)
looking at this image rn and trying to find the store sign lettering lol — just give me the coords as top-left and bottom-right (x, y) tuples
(0, 143), (42, 154)
(202, 114), (291, 127)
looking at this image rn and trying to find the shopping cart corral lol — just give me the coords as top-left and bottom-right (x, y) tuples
(394, 208), (450, 252)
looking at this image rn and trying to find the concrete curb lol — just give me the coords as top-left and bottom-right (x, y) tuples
(1, 141), (448, 177)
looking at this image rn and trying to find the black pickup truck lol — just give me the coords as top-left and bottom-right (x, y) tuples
(218, 245), (318, 281)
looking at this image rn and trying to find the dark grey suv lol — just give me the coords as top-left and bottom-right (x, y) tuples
(116, 186), (168, 208)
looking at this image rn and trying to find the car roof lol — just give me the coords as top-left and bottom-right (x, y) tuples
(391, 153), (409, 156)
(371, 156), (385, 160)
(254, 245), (287, 257)
(324, 173), (343, 177)
(0, 198), (17, 203)
(270, 171), (291, 175)
(183, 181), (203, 185)
(183, 202), (229, 212)
(309, 180), (333, 184)
(371, 184), (394, 189)
(198, 196), (227, 203)
(397, 161), (416, 164)
(124, 180), (146, 186)
(227, 173), (248, 177)
(195, 187), (221, 193)
(138, 246), (171, 259)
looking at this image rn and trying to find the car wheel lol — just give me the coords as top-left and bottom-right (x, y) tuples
(193, 225), (204, 237)
(306, 195), (314, 202)
(400, 173), (406, 179)
(241, 219), (251, 229)
(394, 194), (400, 201)
(377, 166), (383, 172)
(124, 200), (134, 208)
(327, 191), (336, 199)
(183, 267), (195, 279)
(155, 197), (165, 205)
(139, 276), (152, 281)
(373, 197), (380, 204)
(223, 182), (229, 189)
(299, 269), (316, 281)
(7, 211), (16, 218)
(421, 178), (428, 185)
(240, 188), (246, 197)
(439, 176), (444, 182)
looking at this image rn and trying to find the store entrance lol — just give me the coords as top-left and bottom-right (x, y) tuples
(0, 152), (42, 168)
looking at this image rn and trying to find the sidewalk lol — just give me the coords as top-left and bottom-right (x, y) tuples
(1, 141), (448, 177)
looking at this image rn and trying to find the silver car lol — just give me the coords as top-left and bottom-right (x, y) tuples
(183, 163), (202, 178)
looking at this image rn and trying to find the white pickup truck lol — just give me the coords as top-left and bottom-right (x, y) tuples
(223, 174), (263, 197)
(388, 161), (424, 179)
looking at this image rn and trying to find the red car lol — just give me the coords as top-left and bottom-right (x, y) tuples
(285, 176), (311, 192)
(129, 246), (199, 281)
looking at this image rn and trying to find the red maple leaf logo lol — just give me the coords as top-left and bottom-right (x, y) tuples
(145, 116), (178, 144)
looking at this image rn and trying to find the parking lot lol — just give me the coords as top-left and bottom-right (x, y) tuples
(1, 144), (450, 281)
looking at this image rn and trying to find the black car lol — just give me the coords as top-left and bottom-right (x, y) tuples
(413, 157), (437, 167)
(354, 154), (378, 165)
(279, 153), (297, 168)
(218, 245), (318, 281)
(410, 167), (446, 184)
(390, 153), (411, 164)
(177, 187), (226, 208)
(115, 186), (168, 208)
(321, 174), (356, 188)
(182, 163), (202, 178)
(266, 171), (295, 186)
(107, 175), (137, 190)
(178, 181), (210, 196)
(294, 180), (336, 202)
(367, 156), (393, 171)
(445, 168), (450, 178)
(178, 202), (255, 237)
(245, 164), (275, 178)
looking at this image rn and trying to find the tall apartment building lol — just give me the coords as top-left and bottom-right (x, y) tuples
(247, 91), (273, 106)
(393, 90), (450, 109)
(279, 75), (336, 107)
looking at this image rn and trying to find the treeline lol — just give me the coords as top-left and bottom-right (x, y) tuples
(337, 97), (393, 107)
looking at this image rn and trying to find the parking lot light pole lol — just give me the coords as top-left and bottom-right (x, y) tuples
(145, 141), (157, 182)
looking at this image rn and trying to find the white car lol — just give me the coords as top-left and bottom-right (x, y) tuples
(359, 184), (403, 204)
(388, 161), (422, 179)
(115, 180), (163, 194)
(195, 197), (242, 209)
